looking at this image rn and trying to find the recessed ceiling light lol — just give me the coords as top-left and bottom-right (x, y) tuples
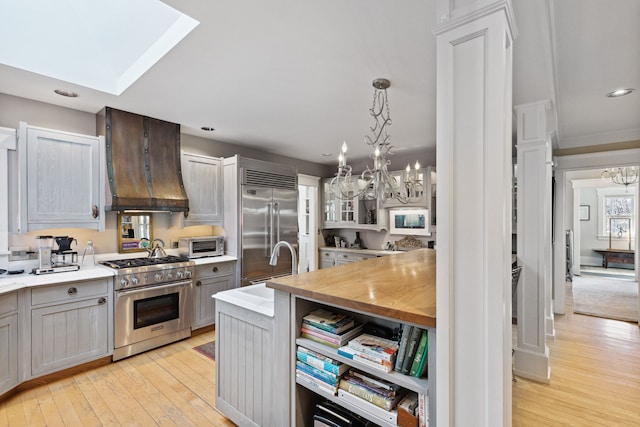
(321, 153), (333, 157)
(201, 126), (215, 131)
(54, 89), (78, 98)
(605, 88), (635, 98)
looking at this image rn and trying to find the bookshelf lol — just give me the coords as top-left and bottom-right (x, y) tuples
(290, 296), (435, 426)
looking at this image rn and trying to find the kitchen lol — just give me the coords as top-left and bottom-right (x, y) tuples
(0, 0), (640, 427)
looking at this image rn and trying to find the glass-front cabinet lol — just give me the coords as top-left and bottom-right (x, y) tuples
(323, 178), (357, 228)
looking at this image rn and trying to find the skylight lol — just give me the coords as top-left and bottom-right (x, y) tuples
(0, 0), (198, 95)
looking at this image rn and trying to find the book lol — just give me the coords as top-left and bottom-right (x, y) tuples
(394, 325), (414, 372)
(337, 389), (398, 425)
(297, 347), (348, 376)
(339, 377), (405, 411)
(409, 329), (428, 377)
(303, 308), (355, 334)
(401, 327), (423, 374)
(296, 370), (338, 395)
(300, 332), (341, 349)
(301, 321), (365, 344)
(296, 360), (340, 386)
(418, 392), (428, 427)
(341, 370), (401, 398)
(337, 346), (393, 373)
(347, 333), (399, 363)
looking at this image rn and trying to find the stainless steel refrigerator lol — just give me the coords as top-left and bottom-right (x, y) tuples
(239, 158), (298, 286)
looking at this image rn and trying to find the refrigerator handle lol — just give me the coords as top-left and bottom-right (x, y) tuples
(274, 202), (281, 243)
(266, 202), (273, 258)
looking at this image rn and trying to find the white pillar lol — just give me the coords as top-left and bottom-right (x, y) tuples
(514, 100), (552, 383)
(0, 127), (16, 257)
(434, 1), (516, 425)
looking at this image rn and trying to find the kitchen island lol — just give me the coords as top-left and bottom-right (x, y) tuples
(267, 248), (436, 426)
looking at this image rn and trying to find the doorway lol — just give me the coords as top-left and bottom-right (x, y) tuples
(298, 174), (320, 273)
(568, 167), (638, 323)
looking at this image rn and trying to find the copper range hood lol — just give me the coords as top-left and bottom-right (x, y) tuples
(97, 107), (189, 212)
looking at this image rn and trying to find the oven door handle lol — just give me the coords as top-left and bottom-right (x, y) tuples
(115, 280), (192, 296)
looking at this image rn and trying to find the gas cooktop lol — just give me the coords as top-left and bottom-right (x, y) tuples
(100, 255), (191, 269)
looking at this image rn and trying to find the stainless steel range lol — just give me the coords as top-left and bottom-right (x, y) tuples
(101, 255), (195, 361)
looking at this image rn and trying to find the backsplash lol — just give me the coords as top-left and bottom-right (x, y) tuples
(7, 211), (225, 258)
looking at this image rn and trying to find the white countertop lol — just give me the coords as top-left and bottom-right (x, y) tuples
(0, 253), (237, 295)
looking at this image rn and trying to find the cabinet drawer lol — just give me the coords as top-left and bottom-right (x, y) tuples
(31, 279), (108, 306)
(319, 250), (336, 259)
(195, 261), (234, 278)
(0, 292), (18, 316)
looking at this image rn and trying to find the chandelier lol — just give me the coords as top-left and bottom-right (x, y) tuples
(601, 167), (639, 192)
(330, 78), (422, 204)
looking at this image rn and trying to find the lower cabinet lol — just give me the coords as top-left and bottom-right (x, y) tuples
(30, 278), (112, 377)
(0, 291), (19, 395)
(320, 248), (381, 269)
(193, 261), (235, 329)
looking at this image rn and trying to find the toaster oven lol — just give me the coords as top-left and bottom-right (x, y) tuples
(178, 236), (224, 258)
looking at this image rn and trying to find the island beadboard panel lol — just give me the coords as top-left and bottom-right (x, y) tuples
(267, 248), (436, 328)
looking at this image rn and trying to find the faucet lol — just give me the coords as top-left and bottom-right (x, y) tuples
(269, 241), (298, 275)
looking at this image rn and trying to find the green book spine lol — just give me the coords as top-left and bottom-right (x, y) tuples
(409, 329), (428, 377)
(401, 327), (422, 374)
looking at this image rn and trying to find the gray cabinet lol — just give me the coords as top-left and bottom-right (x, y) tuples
(322, 178), (389, 231)
(180, 152), (223, 227)
(18, 122), (105, 232)
(319, 248), (382, 269)
(0, 292), (19, 395)
(30, 278), (112, 377)
(193, 261), (235, 329)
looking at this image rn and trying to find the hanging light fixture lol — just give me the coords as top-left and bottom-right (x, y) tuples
(330, 78), (422, 204)
(601, 167), (639, 192)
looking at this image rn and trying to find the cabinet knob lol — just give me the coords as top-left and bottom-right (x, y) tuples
(97, 297), (106, 305)
(212, 266), (218, 273)
(92, 205), (99, 219)
(67, 287), (77, 295)
(196, 281), (202, 287)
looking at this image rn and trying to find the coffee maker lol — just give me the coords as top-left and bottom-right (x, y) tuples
(32, 235), (80, 275)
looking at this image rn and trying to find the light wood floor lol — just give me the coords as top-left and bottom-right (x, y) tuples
(2, 283), (639, 426)
(0, 332), (235, 427)
(512, 280), (640, 426)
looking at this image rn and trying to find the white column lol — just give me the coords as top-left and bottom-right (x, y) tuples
(434, 1), (516, 425)
(0, 127), (17, 257)
(514, 100), (552, 383)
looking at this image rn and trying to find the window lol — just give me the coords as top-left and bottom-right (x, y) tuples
(595, 188), (635, 239)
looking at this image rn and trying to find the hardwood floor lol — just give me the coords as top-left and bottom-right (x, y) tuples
(512, 280), (640, 426)
(2, 283), (639, 426)
(0, 332), (235, 427)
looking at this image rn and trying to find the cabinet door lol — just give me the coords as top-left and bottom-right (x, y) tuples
(181, 152), (223, 226)
(0, 313), (18, 395)
(20, 124), (103, 231)
(194, 274), (234, 329)
(322, 179), (339, 226)
(31, 296), (109, 376)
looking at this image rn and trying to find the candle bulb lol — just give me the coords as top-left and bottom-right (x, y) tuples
(341, 141), (348, 166)
(374, 147), (380, 170)
(414, 161), (420, 180)
(338, 153), (344, 168)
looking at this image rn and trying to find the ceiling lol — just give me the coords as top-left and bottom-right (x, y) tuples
(0, 0), (638, 165)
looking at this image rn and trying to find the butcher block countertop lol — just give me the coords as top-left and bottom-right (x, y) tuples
(267, 248), (436, 328)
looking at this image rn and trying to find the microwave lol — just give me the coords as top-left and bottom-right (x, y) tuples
(178, 236), (224, 258)
(389, 208), (431, 236)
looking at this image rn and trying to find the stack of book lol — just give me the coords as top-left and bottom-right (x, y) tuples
(301, 308), (364, 348)
(295, 346), (348, 395)
(394, 326), (428, 378)
(337, 333), (400, 373)
(338, 369), (406, 425)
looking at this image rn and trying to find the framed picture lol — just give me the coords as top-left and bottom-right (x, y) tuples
(579, 205), (590, 221)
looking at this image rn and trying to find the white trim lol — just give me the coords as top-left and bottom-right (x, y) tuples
(0, 127), (16, 256)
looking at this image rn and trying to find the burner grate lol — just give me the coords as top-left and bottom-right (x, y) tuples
(101, 255), (190, 269)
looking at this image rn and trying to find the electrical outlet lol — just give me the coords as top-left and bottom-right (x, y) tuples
(171, 240), (178, 249)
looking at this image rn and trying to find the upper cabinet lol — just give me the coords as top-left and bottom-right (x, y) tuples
(178, 152), (223, 227)
(321, 178), (388, 231)
(382, 166), (432, 208)
(17, 122), (105, 233)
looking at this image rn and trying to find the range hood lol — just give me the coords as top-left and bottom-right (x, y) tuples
(98, 107), (189, 212)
